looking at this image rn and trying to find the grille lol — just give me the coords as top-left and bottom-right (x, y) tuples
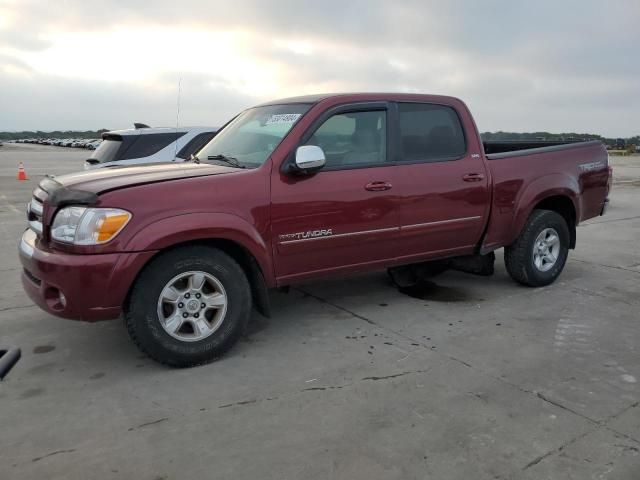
(27, 186), (48, 236)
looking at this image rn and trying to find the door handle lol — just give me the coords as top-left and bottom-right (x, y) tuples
(365, 181), (392, 191)
(462, 173), (485, 182)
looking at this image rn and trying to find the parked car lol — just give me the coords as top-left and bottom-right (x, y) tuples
(83, 126), (218, 169)
(85, 140), (102, 150)
(19, 93), (611, 367)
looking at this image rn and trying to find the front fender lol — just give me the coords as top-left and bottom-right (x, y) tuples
(124, 212), (274, 284)
(509, 173), (580, 245)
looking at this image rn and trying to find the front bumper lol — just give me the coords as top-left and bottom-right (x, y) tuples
(19, 229), (156, 322)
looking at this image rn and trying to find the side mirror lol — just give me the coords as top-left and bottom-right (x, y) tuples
(294, 145), (326, 173)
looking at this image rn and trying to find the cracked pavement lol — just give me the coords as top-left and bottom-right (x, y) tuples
(0, 145), (638, 479)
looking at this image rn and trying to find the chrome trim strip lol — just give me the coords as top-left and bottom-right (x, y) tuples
(30, 199), (43, 216)
(279, 226), (398, 245)
(278, 216), (482, 245)
(29, 220), (43, 235)
(401, 216), (482, 230)
(19, 233), (35, 258)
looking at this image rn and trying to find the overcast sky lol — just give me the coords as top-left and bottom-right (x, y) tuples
(1, 0), (638, 136)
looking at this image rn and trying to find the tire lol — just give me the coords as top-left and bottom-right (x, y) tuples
(124, 246), (251, 367)
(504, 209), (570, 287)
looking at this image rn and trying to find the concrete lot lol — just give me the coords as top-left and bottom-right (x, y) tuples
(0, 143), (638, 479)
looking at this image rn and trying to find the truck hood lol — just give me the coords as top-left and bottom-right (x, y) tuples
(49, 162), (239, 194)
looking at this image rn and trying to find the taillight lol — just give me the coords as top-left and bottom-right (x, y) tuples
(607, 166), (613, 194)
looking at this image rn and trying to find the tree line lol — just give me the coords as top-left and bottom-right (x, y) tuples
(0, 129), (109, 141)
(481, 131), (639, 146)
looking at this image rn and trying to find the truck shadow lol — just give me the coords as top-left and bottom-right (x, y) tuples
(397, 281), (471, 302)
(243, 271), (487, 342)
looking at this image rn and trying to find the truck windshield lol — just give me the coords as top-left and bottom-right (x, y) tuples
(197, 103), (312, 168)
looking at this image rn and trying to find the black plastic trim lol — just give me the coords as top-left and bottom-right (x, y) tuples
(48, 188), (99, 207)
(486, 140), (603, 160)
(39, 175), (62, 193)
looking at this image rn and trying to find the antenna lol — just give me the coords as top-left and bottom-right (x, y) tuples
(173, 76), (182, 160)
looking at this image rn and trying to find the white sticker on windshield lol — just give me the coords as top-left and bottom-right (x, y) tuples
(265, 113), (302, 125)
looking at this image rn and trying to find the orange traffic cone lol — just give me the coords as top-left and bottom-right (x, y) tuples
(17, 162), (28, 181)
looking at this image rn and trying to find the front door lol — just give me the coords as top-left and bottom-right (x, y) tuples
(270, 105), (400, 283)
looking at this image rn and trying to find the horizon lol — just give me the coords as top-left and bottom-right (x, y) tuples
(1, 128), (637, 141)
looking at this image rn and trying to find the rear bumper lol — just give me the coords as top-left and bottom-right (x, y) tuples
(19, 229), (156, 322)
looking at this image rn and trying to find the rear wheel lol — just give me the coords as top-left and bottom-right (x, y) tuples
(504, 209), (570, 287)
(124, 246), (251, 367)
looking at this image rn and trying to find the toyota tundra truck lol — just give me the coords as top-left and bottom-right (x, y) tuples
(18, 93), (611, 367)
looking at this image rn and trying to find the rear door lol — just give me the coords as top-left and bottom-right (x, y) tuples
(393, 102), (490, 261)
(270, 103), (400, 283)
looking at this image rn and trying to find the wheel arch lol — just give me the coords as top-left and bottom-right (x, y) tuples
(509, 174), (580, 249)
(123, 213), (274, 317)
(531, 195), (577, 248)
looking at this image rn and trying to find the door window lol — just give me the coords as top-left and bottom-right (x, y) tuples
(398, 103), (466, 162)
(308, 110), (387, 168)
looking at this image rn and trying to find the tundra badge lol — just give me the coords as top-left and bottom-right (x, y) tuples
(279, 229), (333, 242)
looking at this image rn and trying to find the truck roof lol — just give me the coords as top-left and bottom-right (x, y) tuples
(258, 92), (463, 106)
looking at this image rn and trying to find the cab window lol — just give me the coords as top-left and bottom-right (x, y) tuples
(398, 103), (466, 162)
(308, 110), (387, 168)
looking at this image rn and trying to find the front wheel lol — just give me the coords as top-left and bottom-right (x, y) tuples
(124, 246), (252, 367)
(504, 209), (570, 287)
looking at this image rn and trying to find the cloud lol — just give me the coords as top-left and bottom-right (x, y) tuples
(0, 72), (256, 131)
(1, 0), (638, 136)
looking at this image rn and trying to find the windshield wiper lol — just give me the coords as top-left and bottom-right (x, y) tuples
(207, 154), (246, 169)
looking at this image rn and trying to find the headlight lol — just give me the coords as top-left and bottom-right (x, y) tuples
(51, 207), (131, 245)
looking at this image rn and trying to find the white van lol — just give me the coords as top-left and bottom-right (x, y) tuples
(84, 126), (217, 170)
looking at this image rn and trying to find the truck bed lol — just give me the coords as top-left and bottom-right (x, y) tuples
(481, 140), (609, 252)
(483, 140), (598, 156)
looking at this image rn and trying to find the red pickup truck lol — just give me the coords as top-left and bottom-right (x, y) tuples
(19, 93), (610, 366)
